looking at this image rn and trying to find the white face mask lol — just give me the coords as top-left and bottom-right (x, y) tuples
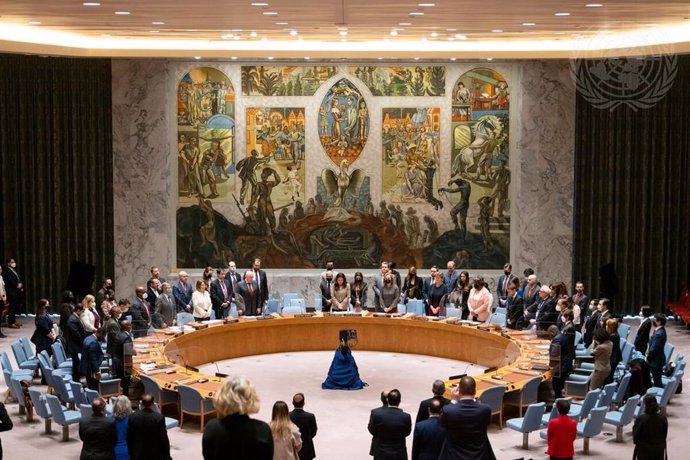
(142, 293), (148, 300)
(9, 263), (16, 268)
(589, 304), (596, 310)
(556, 305), (562, 312)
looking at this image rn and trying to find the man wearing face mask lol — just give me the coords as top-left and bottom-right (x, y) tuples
(95, 278), (113, 312)
(646, 314), (667, 388)
(497, 263), (516, 307)
(319, 271), (334, 312)
(582, 299), (600, 348)
(4, 257), (24, 329)
(531, 285), (557, 331)
(226, 261), (242, 298)
(320, 260), (335, 283)
(154, 283), (175, 328)
(130, 287), (150, 338)
(146, 278), (162, 312)
(596, 298), (612, 330)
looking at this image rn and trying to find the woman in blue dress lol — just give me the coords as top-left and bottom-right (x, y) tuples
(112, 395), (131, 460)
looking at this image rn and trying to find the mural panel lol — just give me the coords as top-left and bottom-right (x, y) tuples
(350, 66), (445, 96)
(318, 78), (370, 166)
(241, 66), (337, 96)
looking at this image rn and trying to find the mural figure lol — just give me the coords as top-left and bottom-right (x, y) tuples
(236, 149), (271, 205)
(321, 160), (365, 209)
(319, 79), (369, 165)
(438, 178), (471, 240)
(351, 66), (445, 96)
(241, 66), (337, 96)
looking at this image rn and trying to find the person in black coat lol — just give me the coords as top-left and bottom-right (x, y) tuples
(111, 320), (134, 397)
(582, 299), (600, 348)
(65, 303), (87, 381)
(203, 376), (273, 460)
(415, 379), (451, 423)
(79, 397), (117, 460)
(369, 391), (389, 457)
(319, 271), (334, 312)
(633, 393), (668, 460)
(549, 324), (572, 399)
(0, 401), (13, 460)
(367, 389), (412, 460)
(534, 286), (558, 331)
(4, 257), (24, 328)
(634, 306), (654, 354)
(252, 258), (269, 310)
(127, 393), (171, 460)
(32, 299), (55, 356)
(288, 393), (318, 460)
(505, 283), (525, 329)
(80, 327), (106, 391)
(439, 376), (496, 460)
(412, 398), (446, 460)
(210, 269), (233, 319)
(646, 314), (667, 388)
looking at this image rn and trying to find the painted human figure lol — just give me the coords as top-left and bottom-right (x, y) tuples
(282, 163), (302, 201)
(255, 167), (282, 234)
(357, 100), (368, 141)
(478, 196), (494, 251)
(236, 149), (270, 205)
(439, 178), (472, 239)
(423, 158), (443, 210)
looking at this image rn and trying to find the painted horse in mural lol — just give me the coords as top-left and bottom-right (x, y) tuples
(451, 115), (504, 179)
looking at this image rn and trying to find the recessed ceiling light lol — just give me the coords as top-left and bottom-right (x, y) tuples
(28, 21), (42, 25)
(337, 26), (348, 31)
(194, 56), (201, 60)
(251, 2), (269, 6)
(554, 32), (566, 35)
(263, 11), (278, 16)
(486, 57), (493, 61)
(554, 12), (570, 16)
(152, 21), (165, 25)
(409, 12), (424, 16)
(249, 31), (258, 37)
(383, 37), (390, 42)
(450, 57), (457, 61)
(455, 34), (467, 40)
(82, 2), (101, 6)
(289, 30), (298, 36)
(414, 57), (420, 60)
(231, 56), (238, 60)
(297, 37), (303, 41)
(420, 37), (427, 42)
(149, 30), (159, 33)
(585, 3), (603, 7)
(390, 30), (398, 36)
(339, 30), (348, 36)
(304, 56), (310, 60)
(267, 56), (274, 60)
(276, 22), (288, 25)
(430, 31), (439, 37)
(400, 22), (412, 26)
(418, 2), (435, 6)
(221, 34), (233, 39)
(492, 29), (503, 33)
(114, 11), (130, 15)
(522, 22), (536, 26)
(377, 57), (383, 60)
(101, 33), (111, 37)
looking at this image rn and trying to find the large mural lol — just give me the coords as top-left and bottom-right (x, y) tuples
(174, 65), (510, 270)
(241, 66), (337, 96)
(350, 66), (445, 96)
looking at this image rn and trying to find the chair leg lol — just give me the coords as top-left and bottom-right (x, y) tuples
(62, 425), (70, 442)
(583, 437), (590, 455)
(26, 407), (34, 423)
(200, 413), (204, 433)
(522, 432), (529, 449)
(18, 405), (26, 415)
(616, 426), (623, 442)
(44, 419), (52, 434)
(179, 412), (184, 429)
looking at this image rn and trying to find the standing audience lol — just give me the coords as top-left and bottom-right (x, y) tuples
(647, 314), (668, 388)
(112, 395), (131, 460)
(367, 388), (411, 460)
(270, 401), (302, 460)
(634, 305), (654, 354)
(79, 397), (117, 460)
(468, 278), (491, 322)
(289, 393), (317, 460)
(415, 379), (450, 423)
(66, 302), (87, 381)
(192, 280), (212, 321)
(127, 393), (171, 460)
(633, 393), (668, 460)
(590, 328), (613, 390)
(412, 398), (446, 460)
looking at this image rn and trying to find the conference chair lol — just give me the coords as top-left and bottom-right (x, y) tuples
(178, 384), (216, 432)
(83, 388), (114, 414)
(69, 381), (88, 407)
(478, 385), (506, 428)
(281, 306), (303, 315)
(176, 312), (195, 326)
(289, 298), (306, 311)
(282, 293), (299, 308)
(541, 397), (577, 427)
(649, 375), (681, 416)
(140, 374), (179, 415)
(494, 307), (507, 315)
(596, 383), (617, 409)
(0, 351), (33, 379)
(407, 299), (425, 316)
(568, 388), (601, 421)
(444, 306), (461, 318)
(563, 372), (591, 399)
(79, 403), (93, 418)
(266, 298), (280, 314)
(99, 377), (123, 400)
(314, 296), (323, 312)
(505, 402), (546, 449)
(29, 387), (54, 434)
(664, 343), (674, 364)
(20, 336), (37, 360)
(575, 406), (608, 454)
(603, 394), (640, 442)
(51, 374), (75, 408)
(503, 375), (541, 417)
(617, 323), (631, 340)
(153, 402), (179, 430)
(38, 350), (70, 377)
(611, 373), (632, 409)
(45, 394), (81, 441)
(7, 374), (32, 420)
(11, 340), (39, 372)
(487, 312), (507, 327)
(51, 342), (73, 370)
(662, 359), (685, 386)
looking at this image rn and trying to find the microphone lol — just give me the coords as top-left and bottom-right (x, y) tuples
(449, 362), (472, 380)
(211, 361), (228, 381)
(175, 353), (189, 375)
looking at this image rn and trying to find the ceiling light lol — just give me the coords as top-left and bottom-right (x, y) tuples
(418, 2), (435, 6)
(486, 58), (493, 61)
(337, 26), (348, 31)
(263, 11), (278, 16)
(28, 21), (42, 25)
(289, 30), (298, 36)
(297, 37), (303, 41)
(304, 56), (310, 60)
(390, 30), (398, 36)
(152, 21), (165, 25)
(430, 31), (439, 37)
(250, 31), (258, 37)
(194, 56), (201, 60)
(231, 56), (238, 60)
(276, 22), (288, 25)
(522, 22), (536, 26)
(450, 57), (457, 61)
(414, 57), (420, 60)
(455, 34), (467, 40)
(339, 30), (347, 36)
(251, 2), (269, 6)
(149, 30), (160, 33)
(267, 56), (274, 60)
(221, 34), (233, 39)
(340, 38), (347, 42)
(101, 33), (111, 37)
(383, 37), (390, 42)
(114, 11), (130, 15)
(447, 37), (455, 41)
(231, 29), (243, 32)
(554, 12), (570, 16)
(377, 57), (383, 60)
(492, 29), (503, 33)
(82, 2), (101, 6)
(585, 3), (603, 7)
(409, 12), (424, 16)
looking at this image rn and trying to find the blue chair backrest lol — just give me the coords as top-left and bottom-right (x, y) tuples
(664, 343), (674, 364)
(11, 341), (27, 365)
(140, 374), (161, 398)
(618, 395), (641, 425)
(521, 376), (542, 405)
(79, 404), (93, 418)
(266, 299), (280, 314)
(488, 313), (506, 326)
(20, 337), (34, 358)
(289, 298), (306, 309)
(478, 385), (506, 412)
(282, 293), (299, 307)
(618, 323), (631, 340)
(52, 375), (71, 402)
(598, 383), (617, 408)
(178, 384), (202, 412)
(8, 376), (26, 407)
(176, 312), (194, 326)
(70, 381), (87, 406)
(84, 388), (100, 404)
(621, 341), (634, 366)
(281, 306), (303, 315)
(575, 331), (583, 347)
(613, 373), (631, 405)
(408, 299), (425, 315)
(45, 394), (68, 424)
(657, 377), (677, 407)
(522, 402), (546, 431)
(29, 387), (51, 418)
(314, 296), (323, 312)
(0, 352), (14, 373)
(581, 406), (608, 437)
(52, 342), (68, 365)
(578, 389), (602, 420)
(445, 307), (460, 318)
(494, 307), (507, 315)
(546, 397), (572, 421)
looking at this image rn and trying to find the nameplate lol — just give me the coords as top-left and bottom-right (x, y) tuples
(188, 322), (208, 330)
(256, 316), (274, 320)
(223, 318), (239, 324)
(294, 313), (315, 318)
(412, 316), (429, 321)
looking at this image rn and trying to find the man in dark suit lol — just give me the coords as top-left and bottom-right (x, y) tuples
(422, 266), (439, 301)
(634, 306), (654, 354)
(80, 327), (106, 391)
(596, 298), (612, 330)
(95, 278), (113, 314)
(319, 271), (334, 312)
(252, 257), (269, 310)
(369, 390), (389, 457)
(415, 379), (451, 423)
(549, 323), (573, 399)
(532, 285), (557, 331)
(442, 261), (460, 292)
(505, 283), (525, 329)
(496, 262), (516, 307)
(172, 271), (193, 313)
(236, 271), (261, 316)
(646, 313), (667, 387)
(112, 320), (134, 397)
(127, 393), (171, 460)
(66, 303), (87, 381)
(131, 287), (151, 337)
(439, 376), (496, 460)
(572, 281), (589, 313)
(289, 393), (317, 460)
(210, 269), (233, 319)
(146, 278), (162, 312)
(522, 274), (541, 319)
(227, 261), (242, 296)
(367, 388), (412, 460)
(147, 266), (167, 290)
(4, 257), (24, 328)
(78, 397), (117, 460)
(412, 399), (446, 460)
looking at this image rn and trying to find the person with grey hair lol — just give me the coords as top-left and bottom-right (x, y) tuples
(154, 282), (175, 327)
(172, 271), (193, 313)
(79, 397), (117, 460)
(415, 379), (451, 423)
(236, 271), (260, 316)
(203, 376), (273, 459)
(112, 395), (132, 460)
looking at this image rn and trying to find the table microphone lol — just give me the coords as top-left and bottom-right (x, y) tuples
(212, 361), (228, 380)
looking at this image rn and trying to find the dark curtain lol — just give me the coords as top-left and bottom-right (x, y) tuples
(573, 55), (690, 314)
(0, 54), (113, 313)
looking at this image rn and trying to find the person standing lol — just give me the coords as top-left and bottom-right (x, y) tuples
(633, 393), (668, 460)
(505, 283), (524, 329)
(0, 401), (13, 459)
(80, 327), (106, 391)
(0, 266), (7, 338)
(442, 261), (460, 292)
(415, 379), (451, 424)
(4, 257), (24, 328)
(367, 389), (412, 460)
(412, 399), (446, 460)
(31, 299), (56, 357)
(236, 271), (261, 316)
(634, 306), (654, 354)
(496, 262), (516, 308)
(210, 270), (233, 319)
(66, 303), (87, 382)
(112, 395), (131, 460)
(289, 393), (317, 460)
(546, 399), (577, 460)
(252, 258), (269, 311)
(111, 320), (134, 397)
(468, 278), (492, 322)
(368, 391), (389, 457)
(270, 401), (302, 460)
(79, 397), (117, 460)
(438, 376), (496, 460)
(192, 280), (212, 321)
(172, 271), (194, 313)
(646, 314), (667, 388)
(590, 328), (613, 390)
(154, 283), (175, 327)
(319, 271), (334, 312)
(127, 393), (171, 460)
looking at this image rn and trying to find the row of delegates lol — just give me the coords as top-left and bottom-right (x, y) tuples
(320, 271), (372, 312)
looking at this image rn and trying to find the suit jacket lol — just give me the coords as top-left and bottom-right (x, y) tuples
(65, 312), (87, 355)
(634, 318), (653, 354)
(402, 276), (424, 300)
(210, 278), (233, 318)
(439, 399), (496, 460)
(551, 331), (573, 376)
(236, 280), (261, 316)
(146, 287), (161, 311)
(633, 411), (668, 460)
(289, 408), (317, 460)
(129, 298), (148, 337)
(105, 317), (121, 356)
(79, 413), (117, 460)
(111, 330), (133, 374)
(443, 271), (460, 291)
(647, 327), (667, 368)
(154, 293), (175, 327)
(415, 395), (451, 423)
(546, 414), (577, 458)
(3, 267), (22, 296)
(583, 310), (601, 347)
(172, 281), (193, 313)
(226, 271), (242, 296)
(32, 313), (55, 352)
(522, 284), (540, 310)
(202, 414), (273, 460)
(412, 416), (446, 460)
(422, 278), (433, 300)
(505, 294), (525, 329)
(253, 269), (269, 306)
(127, 408), (171, 460)
(367, 406), (412, 460)
(319, 279), (334, 311)
(496, 273), (516, 302)
(368, 405), (386, 456)
(79, 334), (104, 378)
(535, 297), (558, 331)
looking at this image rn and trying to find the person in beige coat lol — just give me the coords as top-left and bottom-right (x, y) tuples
(589, 327), (613, 390)
(270, 401), (302, 460)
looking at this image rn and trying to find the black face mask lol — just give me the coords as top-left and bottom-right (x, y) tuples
(356, 277), (362, 282)
(326, 278), (333, 283)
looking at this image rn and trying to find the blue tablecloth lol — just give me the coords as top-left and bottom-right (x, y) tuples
(322, 347), (367, 390)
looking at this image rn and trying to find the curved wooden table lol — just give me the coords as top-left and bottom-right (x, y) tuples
(132, 314), (554, 399)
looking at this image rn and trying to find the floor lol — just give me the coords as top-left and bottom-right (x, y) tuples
(1, 318), (688, 459)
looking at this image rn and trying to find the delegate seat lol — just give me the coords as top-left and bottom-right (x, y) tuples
(603, 394), (640, 442)
(477, 384), (506, 428)
(45, 394), (81, 441)
(504, 376), (541, 417)
(29, 387), (54, 434)
(178, 384), (216, 432)
(505, 402), (546, 449)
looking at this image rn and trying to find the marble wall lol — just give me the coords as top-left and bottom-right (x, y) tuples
(112, 59), (574, 294)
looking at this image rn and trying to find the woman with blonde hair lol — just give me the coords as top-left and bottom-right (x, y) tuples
(270, 401), (302, 460)
(203, 376), (273, 460)
(80, 294), (100, 332)
(112, 395), (132, 460)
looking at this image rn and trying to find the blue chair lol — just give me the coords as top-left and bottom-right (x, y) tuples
(611, 373), (631, 409)
(664, 343), (674, 364)
(266, 298), (280, 314)
(662, 360), (685, 386)
(407, 299), (425, 316)
(649, 375), (681, 415)
(51, 374), (75, 408)
(176, 312), (194, 326)
(282, 293), (299, 308)
(0, 351), (33, 379)
(574, 331), (584, 350)
(505, 402), (546, 449)
(140, 374), (179, 414)
(596, 383), (617, 409)
(314, 296), (323, 312)
(8, 374), (32, 419)
(153, 403), (179, 430)
(494, 307), (507, 315)
(178, 384), (216, 431)
(38, 350), (70, 379)
(618, 323), (631, 340)
(478, 385), (506, 428)
(79, 403), (93, 418)
(504, 376), (541, 417)
(45, 394), (81, 441)
(70, 381), (88, 407)
(29, 387), (54, 434)
(11, 340), (39, 372)
(575, 406), (608, 454)
(564, 372), (591, 399)
(99, 377), (122, 400)
(83, 388), (114, 414)
(604, 394), (640, 441)
(282, 306), (303, 315)
(20, 336), (37, 360)
(289, 298), (306, 310)
(541, 397), (577, 427)
(487, 312), (506, 327)
(51, 342), (73, 370)
(569, 389), (601, 421)
(445, 307), (460, 318)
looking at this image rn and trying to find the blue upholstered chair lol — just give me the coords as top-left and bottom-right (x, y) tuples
(569, 388), (601, 421)
(505, 402), (546, 449)
(596, 383), (617, 409)
(281, 305), (303, 314)
(618, 323), (631, 341)
(11, 340), (39, 372)
(266, 298), (280, 314)
(503, 376), (541, 417)
(477, 384), (506, 428)
(70, 381), (88, 406)
(20, 336), (37, 360)
(611, 373), (631, 409)
(664, 342), (674, 364)
(176, 312), (195, 326)
(178, 384), (216, 431)
(575, 406), (608, 454)
(444, 306), (460, 318)
(29, 386), (54, 434)
(282, 293), (299, 308)
(79, 403), (93, 418)
(604, 394), (640, 442)
(51, 342), (73, 370)
(0, 351), (33, 380)
(487, 312), (506, 327)
(541, 397), (577, 427)
(140, 374), (179, 415)
(45, 394), (81, 441)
